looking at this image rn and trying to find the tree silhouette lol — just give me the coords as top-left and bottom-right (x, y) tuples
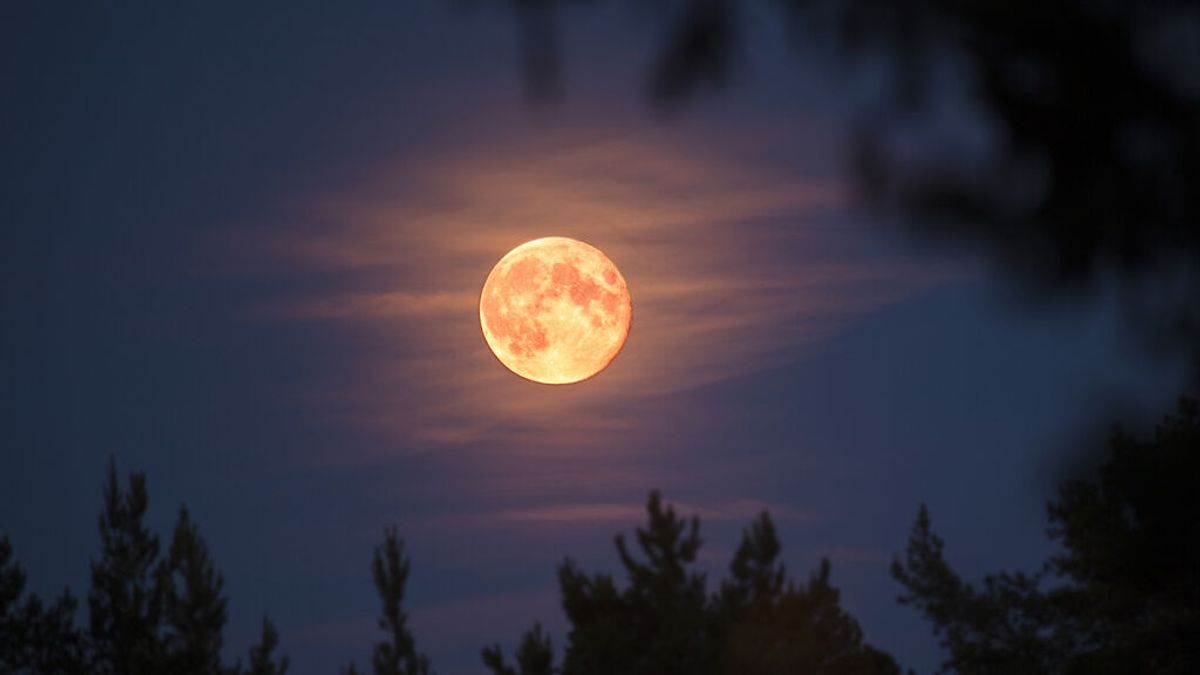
(719, 514), (896, 675)
(159, 507), (229, 675)
(0, 459), (289, 675)
(482, 623), (556, 675)
(89, 459), (165, 675)
(893, 397), (1200, 674)
(243, 616), (290, 675)
(720, 512), (785, 610)
(343, 526), (432, 675)
(20, 433), (1197, 675)
(570, 490), (710, 675)
(0, 536), (88, 674)
(892, 505), (1064, 674)
(485, 490), (898, 675)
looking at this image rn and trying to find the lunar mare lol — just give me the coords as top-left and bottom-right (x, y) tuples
(480, 237), (632, 384)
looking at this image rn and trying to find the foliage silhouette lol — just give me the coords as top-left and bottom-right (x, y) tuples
(1, 459), (289, 675)
(482, 622), (556, 675)
(719, 513), (898, 675)
(10, 471), (900, 675)
(0, 536), (88, 674)
(89, 459), (165, 675)
(483, 490), (899, 675)
(893, 397), (1200, 674)
(1, 458), (439, 675)
(244, 617), (289, 675)
(159, 507), (230, 675)
(7, 419), (1197, 675)
(343, 526), (432, 675)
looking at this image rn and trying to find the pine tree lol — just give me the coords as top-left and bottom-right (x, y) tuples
(559, 490), (711, 675)
(159, 506), (229, 675)
(7, 459), (290, 675)
(720, 511), (785, 611)
(243, 616), (289, 675)
(0, 536), (28, 668)
(726, 558), (899, 675)
(490, 491), (897, 675)
(344, 526), (431, 675)
(482, 623), (555, 675)
(892, 397), (1200, 674)
(0, 536), (88, 673)
(89, 458), (164, 675)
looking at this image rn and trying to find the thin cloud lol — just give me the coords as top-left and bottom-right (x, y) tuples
(419, 498), (820, 532)
(254, 124), (961, 459)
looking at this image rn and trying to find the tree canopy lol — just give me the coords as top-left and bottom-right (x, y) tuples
(2, 459), (288, 675)
(484, 491), (899, 675)
(893, 397), (1200, 674)
(341, 526), (432, 675)
(5, 401), (1197, 675)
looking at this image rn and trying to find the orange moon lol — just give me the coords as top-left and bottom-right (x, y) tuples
(479, 237), (632, 384)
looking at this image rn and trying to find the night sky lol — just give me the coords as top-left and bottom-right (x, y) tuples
(1, 2), (1187, 674)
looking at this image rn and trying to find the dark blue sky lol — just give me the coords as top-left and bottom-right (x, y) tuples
(1, 2), (1186, 674)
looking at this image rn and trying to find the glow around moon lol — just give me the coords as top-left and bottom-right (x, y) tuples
(480, 237), (632, 384)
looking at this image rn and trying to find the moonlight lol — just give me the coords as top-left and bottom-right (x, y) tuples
(479, 237), (632, 384)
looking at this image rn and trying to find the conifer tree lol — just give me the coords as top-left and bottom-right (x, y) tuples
(89, 459), (164, 675)
(5, 460), (290, 675)
(243, 616), (289, 675)
(490, 491), (897, 675)
(159, 507), (229, 675)
(482, 623), (555, 675)
(1, 536), (30, 669)
(725, 558), (899, 675)
(18, 592), (89, 675)
(893, 397), (1200, 675)
(720, 511), (785, 611)
(0, 536), (88, 674)
(344, 526), (431, 675)
(557, 490), (711, 675)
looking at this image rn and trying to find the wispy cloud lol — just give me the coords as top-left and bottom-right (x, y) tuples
(419, 497), (819, 532)
(252, 123), (959, 462)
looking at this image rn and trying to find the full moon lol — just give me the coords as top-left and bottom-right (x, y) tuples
(480, 237), (632, 384)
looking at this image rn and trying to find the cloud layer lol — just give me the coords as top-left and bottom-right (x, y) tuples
(260, 124), (951, 462)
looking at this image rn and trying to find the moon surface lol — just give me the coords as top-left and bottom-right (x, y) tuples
(480, 237), (632, 384)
